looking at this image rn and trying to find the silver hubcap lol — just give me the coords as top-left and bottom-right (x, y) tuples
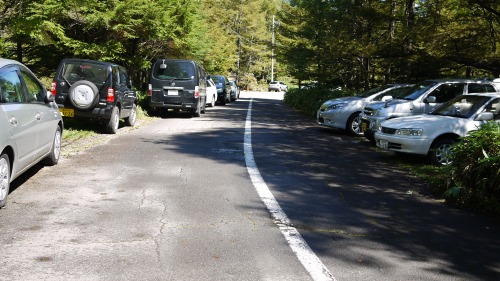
(435, 144), (453, 165)
(351, 116), (362, 135)
(0, 157), (9, 201)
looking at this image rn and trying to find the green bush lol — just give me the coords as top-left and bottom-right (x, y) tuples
(445, 122), (500, 214)
(283, 87), (356, 117)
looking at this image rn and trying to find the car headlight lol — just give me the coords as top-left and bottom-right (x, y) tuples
(326, 103), (347, 110)
(396, 128), (423, 136)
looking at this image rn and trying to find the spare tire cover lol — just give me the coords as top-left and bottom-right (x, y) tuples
(68, 80), (99, 110)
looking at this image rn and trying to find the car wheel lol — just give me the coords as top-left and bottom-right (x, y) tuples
(429, 138), (455, 165)
(210, 95), (216, 107)
(68, 80), (99, 110)
(125, 104), (137, 127)
(0, 153), (10, 208)
(346, 112), (363, 136)
(106, 106), (120, 134)
(43, 126), (62, 166)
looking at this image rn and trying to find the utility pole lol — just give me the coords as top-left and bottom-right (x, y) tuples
(271, 15), (275, 82)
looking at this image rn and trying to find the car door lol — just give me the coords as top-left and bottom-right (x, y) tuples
(19, 66), (59, 159)
(117, 67), (135, 116)
(0, 66), (37, 175)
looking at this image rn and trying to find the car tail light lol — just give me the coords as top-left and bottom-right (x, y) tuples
(50, 82), (57, 96)
(106, 87), (115, 103)
(147, 84), (152, 96)
(194, 86), (199, 98)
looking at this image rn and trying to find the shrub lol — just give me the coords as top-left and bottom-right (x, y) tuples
(445, 122), (500, 214)
(283, 87), (355, 117)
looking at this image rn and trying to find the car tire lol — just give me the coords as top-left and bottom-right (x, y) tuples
(106, 106), (120, 134)
(43, 126), (62, 166)
(68, 80), (99, 110)
(346, 112), (363, 136)
(0, 153), (11, 208)
(125, 104), (137, 127)
(209, 95), (215, 107)
(429, 138), (455, 165)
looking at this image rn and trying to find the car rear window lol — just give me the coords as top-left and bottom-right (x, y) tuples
(153, 61), (195, 80)
(62, 62), (109, 85)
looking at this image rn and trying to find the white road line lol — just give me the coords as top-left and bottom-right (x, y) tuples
(244, 99), (336, 281)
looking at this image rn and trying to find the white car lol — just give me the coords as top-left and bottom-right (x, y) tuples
(375, 93), (500, 165)
(206, 78), (217, 107)
(268, 81), (288, 92)
(0, 58), (64, 208)
(317, 84), (413, 136)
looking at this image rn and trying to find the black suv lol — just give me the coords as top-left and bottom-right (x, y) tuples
(148, 59), (207, 117)
(51, 59), (137, 134)
(211, 75), (231, 105)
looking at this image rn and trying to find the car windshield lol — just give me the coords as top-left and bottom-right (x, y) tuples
(401, 81), (438, 100)
(62, 62), (108, 85)
(430, 95), (491, 118)
(357, 85), (393, 98)
(371, 86), (413, 101)
(152, 61), (195, 80)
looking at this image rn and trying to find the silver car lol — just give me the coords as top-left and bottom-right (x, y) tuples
(0, 58), (63, 208)
(317, 84), (413, 136)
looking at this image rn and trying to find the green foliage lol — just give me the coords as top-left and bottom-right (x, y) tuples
(283, 87), (356, 117)
(444, 122), (500, 214)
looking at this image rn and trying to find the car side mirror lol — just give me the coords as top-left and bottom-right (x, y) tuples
(381, 95), (393, 102)
(45, 91), (55, 103)
(425, 96), (437, 103)
(476, 112), (494, 121)
(206, 75), (211, 80)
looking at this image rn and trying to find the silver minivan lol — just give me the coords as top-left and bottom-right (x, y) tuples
(0, 58), (64, 208)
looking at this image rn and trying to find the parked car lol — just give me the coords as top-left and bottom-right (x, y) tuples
(148, 59), (207, 117)
(375, 93), (500, 165)
(211, 75), (231, 105)
(268, 81), (288, 92)
(361, 79), (500, 142)
(51, 58), (137, 134)
(206, 78), (217, 107)
(317, 84), (413, 136)
(229, 80), (240, 101)
(1, 58), (64, 208)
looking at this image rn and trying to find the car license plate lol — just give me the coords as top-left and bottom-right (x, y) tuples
(59, 108), (74, 117)
(378, 139), (389, 150)
(167, 90), (178, 96)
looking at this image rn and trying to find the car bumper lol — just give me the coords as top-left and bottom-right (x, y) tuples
(317, 110), (348, 130)
(375, 132), (431, 155)
(57, 104), (114, 120)
(150, 101), (198, 110)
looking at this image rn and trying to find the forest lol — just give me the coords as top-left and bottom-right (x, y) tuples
(0, 0), (499, 91)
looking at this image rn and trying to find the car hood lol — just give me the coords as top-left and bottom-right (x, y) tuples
(380, 114), (479, 135)
(366, 99), (408, 109)
(322, 96), (362, 105)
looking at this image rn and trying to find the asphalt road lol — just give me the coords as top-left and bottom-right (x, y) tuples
(0, 91), (499, 280)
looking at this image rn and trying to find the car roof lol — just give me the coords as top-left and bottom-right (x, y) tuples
(423, 78), (497, 83)
(61, 58), (120, 67)
(0, 58), (25, 68)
